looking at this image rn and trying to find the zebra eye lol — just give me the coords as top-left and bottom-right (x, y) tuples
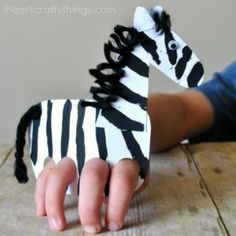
(168, 40), (179, 50)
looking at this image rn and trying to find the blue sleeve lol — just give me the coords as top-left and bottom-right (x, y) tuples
(189, 61), (236, 143)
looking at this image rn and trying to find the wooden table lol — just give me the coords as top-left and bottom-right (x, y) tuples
(0, 143), (235, 235)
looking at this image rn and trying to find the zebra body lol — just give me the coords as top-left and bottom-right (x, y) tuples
(29, 99), (150, 194)
(14, 5), (204, 195)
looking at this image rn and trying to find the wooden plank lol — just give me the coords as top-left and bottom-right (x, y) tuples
(125, 146), (227, 236)
(0, 144), (227, 235)
(188, 142), (236, 234)
(0, 145), (84, 235)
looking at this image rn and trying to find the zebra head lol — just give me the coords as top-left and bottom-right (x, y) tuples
(133, 6), (204, 88)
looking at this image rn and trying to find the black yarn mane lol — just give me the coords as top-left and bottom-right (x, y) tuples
(152, 10), (171, 33)
(81, 25), (142, 109)
(14, 104), (41, 183)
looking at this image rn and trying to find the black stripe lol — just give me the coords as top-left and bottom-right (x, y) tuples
(102, 107), (144, 131)
(95, 106), (100, 121)
(126, 53), (149, 77)
(187, 61), (204, 87)
(96, 127), (108, 160)
(104, 166), (111, 196)
(46, 100), (53, 157)
(76, 101), (86, 174)
(122, 131), (149, 179)
(76, 102), (86, 195)
(175, 46), (192, 79)
(31, 114), (41, 165)
(139, 32), (160, 65)
(61, 100), (72, 157)
(117, 83), (147, 110)
(165, 31), (177, 65)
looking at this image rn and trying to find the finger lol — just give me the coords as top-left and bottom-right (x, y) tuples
(106, 159), (139, 231)
(79, 159), (109, 234)
(45, 157), (76, 231)
(35, 159), (55, 216)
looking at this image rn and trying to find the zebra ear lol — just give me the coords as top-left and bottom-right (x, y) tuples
(151, 6), (164, 15)
(133, 6), (155, 32)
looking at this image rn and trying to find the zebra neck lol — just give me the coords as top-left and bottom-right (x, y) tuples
(95, 44), (150, 132)
(117, 44), (150, 110)
(85, 25), (151, 131)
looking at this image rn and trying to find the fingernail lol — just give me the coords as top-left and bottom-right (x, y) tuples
(49, 217), (60, 230)
(108, 221), (121, 231)
(83, 224), (101, 234)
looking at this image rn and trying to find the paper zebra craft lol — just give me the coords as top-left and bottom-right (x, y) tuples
(14, 6), (204, 195)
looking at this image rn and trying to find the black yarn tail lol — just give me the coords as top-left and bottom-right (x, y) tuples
(14, 104), (41, 183)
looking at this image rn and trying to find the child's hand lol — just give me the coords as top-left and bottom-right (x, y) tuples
(34, 157), (148, 233)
